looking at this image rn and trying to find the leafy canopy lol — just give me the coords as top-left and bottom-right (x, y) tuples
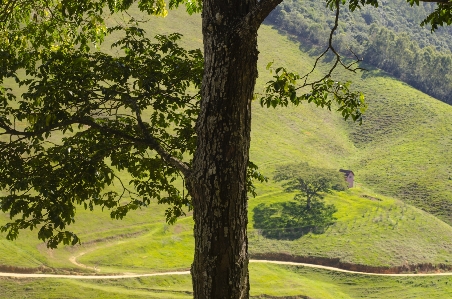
(0, 0), (266, 248)
(274, 163), (348, 206)
(0, 24), (203, 247)
(1, 0), (451, 248)
(253, 163), (344, 240)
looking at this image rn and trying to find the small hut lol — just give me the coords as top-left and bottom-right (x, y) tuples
(339, 169), (354, 188)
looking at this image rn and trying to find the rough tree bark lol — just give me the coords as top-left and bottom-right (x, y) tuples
(186, 0), (282, 298)
(1, 0), (450, 298)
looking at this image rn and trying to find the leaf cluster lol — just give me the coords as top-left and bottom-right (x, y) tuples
(413, 1), (452, 31)
(0, 26), (203, 248)
(260, 65), (366, 123)
(0, 0), (202, 61)
(0, 0), (270, 248)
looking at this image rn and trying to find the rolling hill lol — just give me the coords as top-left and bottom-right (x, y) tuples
(2, 5), (452, 299)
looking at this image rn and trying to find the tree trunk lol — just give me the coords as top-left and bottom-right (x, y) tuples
(186, 1), (259, 298)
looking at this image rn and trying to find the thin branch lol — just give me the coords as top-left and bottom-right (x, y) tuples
(296, 0), (364, 90)
(0, 118), (81, 138)
(1, 115), (190, 176)
(0, 0), (21, 24)
(111, 171), (137, 202)
(129, 98), (190, 177)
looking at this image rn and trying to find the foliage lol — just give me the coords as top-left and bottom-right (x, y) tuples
(253, 200), (337, 239)
(2, 0), (452, 296)
(265, 0), (452, 104)
(274, 163), (347, 208)
(0, 23), (203, 247)
(0, 0), (201, 75)
(0, 0), (451, 253)
(0, 0), (367, 250)
(419, 1), (452, 30)
(1, 15), (452, 298)
(260, 65), (366, 123)
(3, 20), (452, 273)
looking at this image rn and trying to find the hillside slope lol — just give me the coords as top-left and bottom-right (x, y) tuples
(1, 3), (452, 274)
(266, 0), (452, 104)
(111, 2), (452, 226)
(252, 28), (452, 226)
(2, 7), (452, 299)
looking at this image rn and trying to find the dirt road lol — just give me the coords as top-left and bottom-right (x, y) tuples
(2, 260), (452, 279)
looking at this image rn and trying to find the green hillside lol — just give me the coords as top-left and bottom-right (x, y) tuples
(254, 25), (452, 226)
(2, 5), (452, 267)
(76, 186), (452, 271)
(2, 5), (452, 299)
(267, 0), (452, 104)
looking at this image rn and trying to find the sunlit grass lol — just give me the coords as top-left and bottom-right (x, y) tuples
(2, 5), (452, 299)
(3, 264), (452, 298)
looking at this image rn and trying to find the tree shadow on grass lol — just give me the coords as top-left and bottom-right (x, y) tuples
(253, 201), (337, 240)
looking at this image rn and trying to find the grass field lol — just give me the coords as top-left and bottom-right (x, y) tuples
(3, 263), (452, 299)
(249, 188), (452, 267)
(2, 5), (452, 299)
(76, 186), (452, 272)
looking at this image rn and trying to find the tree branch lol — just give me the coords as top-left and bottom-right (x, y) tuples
(0, 118), (81, 138)
(237, 0), (283, 31)
(0, 116), (191, 177)
(0, 117), (145, 146)
(130, 101), (191, 177)
(296, 0), (364, 88)
(0, 0), (19, 24)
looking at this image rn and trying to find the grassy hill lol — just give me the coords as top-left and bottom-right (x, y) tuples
(253, 34), (452, 225)
(2, 5), (452, 299)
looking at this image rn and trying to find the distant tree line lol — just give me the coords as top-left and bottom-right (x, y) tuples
(266, 0), (452, 104)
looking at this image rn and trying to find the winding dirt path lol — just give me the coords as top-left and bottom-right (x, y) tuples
(69, 251), (99, 272)
(3, 234), (452, 279)
(250, 260), (452, 276)
(0, 271), (191, 279)
(2, 259), (452, 279)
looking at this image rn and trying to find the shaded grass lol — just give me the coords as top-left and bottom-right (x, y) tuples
(249, 187), (452, 267)
(78, 188), (452, 272)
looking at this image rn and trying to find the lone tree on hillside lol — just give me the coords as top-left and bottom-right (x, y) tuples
(254, 163), (343, 239)
(1, 0), (451, 298)
(274, 163), (348, 209)
(253, 199), (338, 239)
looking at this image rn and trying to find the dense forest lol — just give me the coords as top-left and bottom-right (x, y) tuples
(266, 0), (452, 104)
